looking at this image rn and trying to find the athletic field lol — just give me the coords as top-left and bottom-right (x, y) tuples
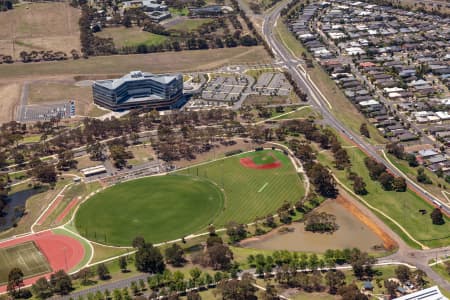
(75, 176), (224, 246)
(177, 150), (305, 225)
(75, 150), (304, 246)
(0, 241), (51, 284)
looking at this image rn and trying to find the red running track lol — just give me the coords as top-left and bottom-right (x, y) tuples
(0, 230), (85, 292)
(56, 198), (79, 224)
(36, 195), (64, 226)
(239, 157), (282, 170)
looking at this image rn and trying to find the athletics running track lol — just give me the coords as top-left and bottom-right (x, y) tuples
(0, 230), (85, 292)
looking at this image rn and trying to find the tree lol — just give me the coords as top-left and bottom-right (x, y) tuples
(261, 283), (279, 300)
(406, 153), (419, 167)
(187, 291), (202, 300)
(132, 236), (146, 249)
(78, 267), (94, 285)
(226, 222), (247, 243)
(325, 270), (346, 294)
(431, 208), (445, 225)
(50, 270), (73, 295)
(338, 284), (368, 300)
(352, 176), (367, 195)
(135, 242), (165, 273)
(393, 176), (407, 192)
(165, 244), (185, 267)
(217, 272), (256, 300)
(32, 277), (53, 299)
(119, 256), (128, 272)
(395, 265), (411, 283)
(360, 123), (370, 138)
(97, 263), (110, 280)
(31, 163), (57, 185)
(417, 167), (432, 184)
(378, 172), (394, 191)
(207, 244), (234, 270)
(7, 267), (24, 298)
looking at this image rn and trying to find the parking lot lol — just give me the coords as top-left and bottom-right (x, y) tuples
(254, 73), (291, 96)
(19, 101), (75, 122)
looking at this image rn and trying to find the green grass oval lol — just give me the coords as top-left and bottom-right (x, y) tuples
(75, 175), (224, 246)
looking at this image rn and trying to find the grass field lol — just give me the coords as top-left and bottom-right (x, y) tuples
(0, 241), (51, 284)
(75, 150), (303, 246)
(273, 106), (319, 120)
(317, 144), (450, 248)
(75, 176), (224, 246)
(96, 27), (169, 48)
(0, 2), (80, 59)
(177, 150), (305, 226)
(249, 151), (277, 164)
(168, 19), (212, 32)
(0, 47), (270, 80)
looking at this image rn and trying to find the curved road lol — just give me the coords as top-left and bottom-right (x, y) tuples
(260, 0), (450, 291)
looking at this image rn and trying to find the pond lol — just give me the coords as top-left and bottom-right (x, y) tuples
(240, 199), (385, 253)
(0, 186), (46, 231)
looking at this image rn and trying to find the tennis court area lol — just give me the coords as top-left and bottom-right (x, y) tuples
(0, 241), (51, 284)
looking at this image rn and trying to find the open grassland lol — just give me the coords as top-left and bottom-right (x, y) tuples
(317, 146), (450, 248)
(0, 241), (51, 284)
(0, 47), (270, 80)
(168, 18), (212, 32)
(0, 2), (80, 59)
(96, 27), (169, 48)
(28, 81), (94, 116)
(75, 176), (224, 246)
(273, 106), (319, 120)
(0, 83), (21, 123)
(177, 150), (305, 226)
(275, 19), (384, 144)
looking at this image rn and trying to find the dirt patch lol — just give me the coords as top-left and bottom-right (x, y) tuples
(240, 157), (282, 169)
(335, 195), (397, 250)
(28, 81), (93, 116)
(0, 83), (21, 123)
(240, 199), (387, 253)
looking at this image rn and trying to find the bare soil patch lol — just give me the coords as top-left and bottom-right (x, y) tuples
(0, 83), (21, 123)
(0, 3), (81, 59)
(28, 81), (94, 116)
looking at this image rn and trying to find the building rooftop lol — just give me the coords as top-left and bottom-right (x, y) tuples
(95, 71), (181, 90)
(393, 285), (448, 300)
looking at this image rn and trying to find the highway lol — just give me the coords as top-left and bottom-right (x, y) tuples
(260, 0), (450, 291)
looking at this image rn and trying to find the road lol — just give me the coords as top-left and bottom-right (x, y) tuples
(260, 0), (450, 291)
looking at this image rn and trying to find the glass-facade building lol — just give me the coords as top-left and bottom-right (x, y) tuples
(92, 71), (183, 111)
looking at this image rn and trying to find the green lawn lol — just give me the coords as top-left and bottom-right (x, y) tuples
(431, 262), (450, 285)
(96, 27), (169, 48)
(317, 147), (450, 248)
(176, 150), (305, 226)
(75, 176), (224, 246)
